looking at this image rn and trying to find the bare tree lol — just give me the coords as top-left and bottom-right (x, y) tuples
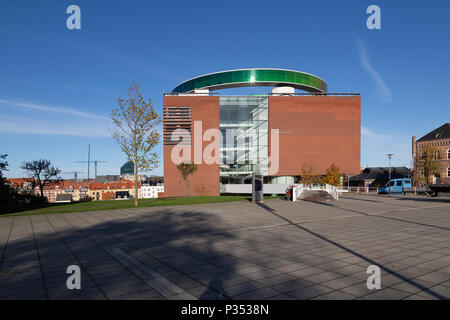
(110, 81), (161, 206)
(21, 159), (61, 198)
(413, 144), (440, 185)
(176, 162), (197, 196)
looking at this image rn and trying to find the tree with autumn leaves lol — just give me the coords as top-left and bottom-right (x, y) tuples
(110, 81), (161, 206)
(413, 144), (440, 185)
(299, 166), (322, 186)
(299, 164), (342, 186)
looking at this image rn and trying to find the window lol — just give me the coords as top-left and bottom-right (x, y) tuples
(448, 167), (450, 177)
(434, 151), (440, 160)
(447, 149), (450, 160)
(396, 181), (402, 186)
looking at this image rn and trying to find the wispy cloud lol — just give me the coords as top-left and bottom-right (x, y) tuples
(361, 126), (411, 167)
(0, 115), (109, 137)
(361, 126), (392, 140)
(0, 98), (108, 120)
(356, 39), (392, 104)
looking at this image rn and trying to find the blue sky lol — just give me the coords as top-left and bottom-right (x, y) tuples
(1, 0), (449, 179)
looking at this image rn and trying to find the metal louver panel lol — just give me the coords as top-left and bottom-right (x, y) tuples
(163, 106), (192, 145)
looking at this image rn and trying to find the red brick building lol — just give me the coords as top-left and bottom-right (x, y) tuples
(412, 123), (450, 184)
(6, 178), (35, 190)
(163, 69), (361, 197)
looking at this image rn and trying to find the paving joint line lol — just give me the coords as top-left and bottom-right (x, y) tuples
(29, 216), (49, 299)
(45, 214), (109, 300)
(104, 245), (196, 300)
(69, 211), (181, 300)
(0, 216), (14, 269)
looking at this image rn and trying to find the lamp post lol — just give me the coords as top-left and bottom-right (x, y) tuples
(387, 153), (394, 197)
(347, 174), (354, 191)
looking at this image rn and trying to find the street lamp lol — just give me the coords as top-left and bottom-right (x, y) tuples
(387, 153), (394, 197)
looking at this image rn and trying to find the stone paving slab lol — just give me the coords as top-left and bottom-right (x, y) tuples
(0, 194), (449, 300)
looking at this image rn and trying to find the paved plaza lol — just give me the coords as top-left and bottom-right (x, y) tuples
(1, 194), (450, 300)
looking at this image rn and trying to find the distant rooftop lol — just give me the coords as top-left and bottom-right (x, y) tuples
(417, 123), (450, 142)
(362, 167), (411, 173)
(350, 167), (412, 182)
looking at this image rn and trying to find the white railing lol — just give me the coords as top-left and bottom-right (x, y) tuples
(339, 186), (379, 193)
(325, 184), (339, 200)
(292, 185), (304, 201)
(222, 183), (350, 200)
(223, 183), (302, 194)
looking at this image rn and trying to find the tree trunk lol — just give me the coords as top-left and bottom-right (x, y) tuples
(134, 160), (138, 206)
(38, 178), (44, 198)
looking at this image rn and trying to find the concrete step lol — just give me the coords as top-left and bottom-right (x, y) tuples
(299, 190), (334, 202)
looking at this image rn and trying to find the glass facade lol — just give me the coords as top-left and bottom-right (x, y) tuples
(172, 69), (327, 93)
(120, 161), (134, 175)
(219, 96), (268, 184)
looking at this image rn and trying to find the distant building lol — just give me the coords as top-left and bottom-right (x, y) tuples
(120, 161), (146, 181)
(34, 179), (139, 202)
(349, 167), (412, 187)
(89, 180), (140, 201)
(6, 178), (34, 191)
(7, 175), (164, 203)
(37, 180), (89, 202)
(141, 178), (164, 199)
(120, 161), (134, 175)
(412, 123), (450, 184)
(55, 194), (72, 203)
(120, 174), (147, 182)
(96, 175), (120, 183)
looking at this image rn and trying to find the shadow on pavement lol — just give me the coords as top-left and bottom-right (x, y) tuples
(0, 209), (238, 300)
(307, 198), (450, 232)
(256, 202), (447, 300)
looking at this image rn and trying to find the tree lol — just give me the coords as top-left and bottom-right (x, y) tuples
(21, 159), (61, 198)
(0, 154), (8, 178)
(176, 162), (198, 196)
(110, 81), (161, 206)
(299, 165), (322, 186)
(322, 164), (342, 186)
(413, 144), (440, 185)
(0, 154), (9, 202)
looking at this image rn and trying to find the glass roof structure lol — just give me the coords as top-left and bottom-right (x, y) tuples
(172, 68), (327, 93)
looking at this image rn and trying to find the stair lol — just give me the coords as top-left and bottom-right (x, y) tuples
(299, 190), (334, 202)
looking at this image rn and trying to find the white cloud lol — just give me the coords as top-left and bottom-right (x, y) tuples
(0, 115), (109, 137)
(356, 39), (392, 104)
(361, 126), (391, 140)
(361, 126), (412, 167)
(0, 98), (108, 120)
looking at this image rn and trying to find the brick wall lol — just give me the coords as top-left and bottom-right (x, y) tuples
(416, 140), (450, 184)
(268, 96), (361, 176)
(163, 95), (220, 197)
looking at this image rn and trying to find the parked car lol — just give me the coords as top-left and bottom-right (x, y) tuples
(378, 178), (412, 195)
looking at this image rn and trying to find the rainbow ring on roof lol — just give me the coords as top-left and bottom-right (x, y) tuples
(172, 68), (328, 93)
